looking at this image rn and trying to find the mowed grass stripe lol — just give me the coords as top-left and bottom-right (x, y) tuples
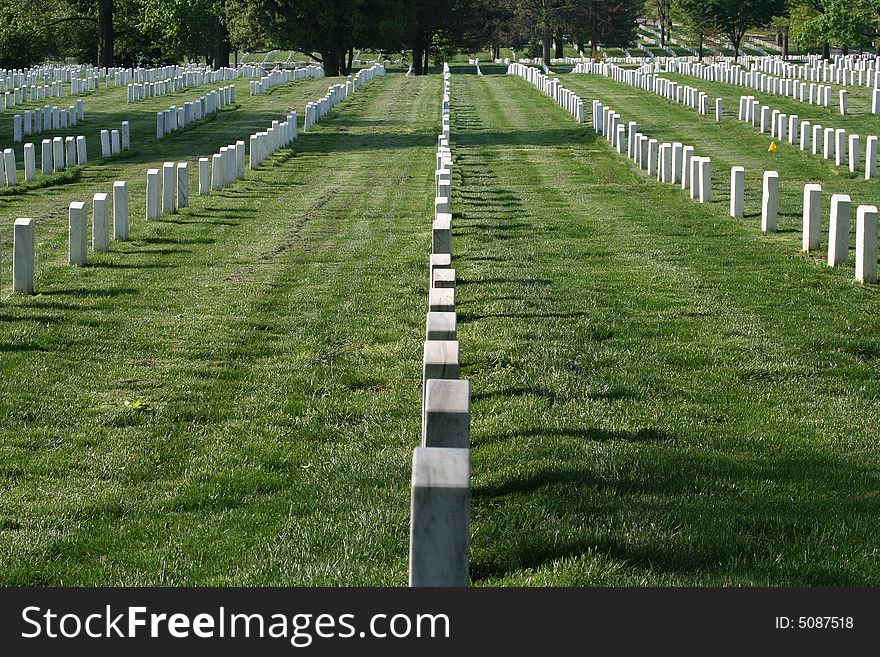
(0, 74), (345, 286)
(562, 71), (880, 275)
(452, 71), (880, 585)
(0, 73), (440, 585)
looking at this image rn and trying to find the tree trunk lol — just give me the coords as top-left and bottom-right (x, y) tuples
(776, 29), (783, 47)
(423, 34), (430, 74)
(699, 33), (703, 61)
(823, 42), (830, 59)
(783, 33), (788, 59)
(660, 22), (665, 47)
(591, 39), (598, 59)
(842, 44), (849, 56)
(213, 20), (231, 69)
(323, 48), (340, 76)
(412, 43), (424, 75)
(97, 0), (114, 68)
(554, 27), (564, 59)
(542, 28), (552, 66)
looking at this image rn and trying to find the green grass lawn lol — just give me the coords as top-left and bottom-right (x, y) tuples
(454, 69), (880, 585)
(0, 72), (441, 585)
(1, 63), (879, 586)
(562, 68), (880, 237)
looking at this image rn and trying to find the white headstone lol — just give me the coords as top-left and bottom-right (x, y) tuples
(146, 168), (160, 220)
(802, 184), (822, 251)
(68, 202), (87, 266)
(41, 139), (52, 174)
(699, 158), (712, 203)
(76, 136), (88, 164)
(3, 148), (16, 186)
(855, 205), (878, 283)
(408, 447), (470, 587)
(113, 181), (128, 240)
(866, 135), (878, 180)
(761, 171), (779, 232)
(23, 143), (36, 181)
(177, 163), (189, 209)
(92, 193), (110, 252)
(162, 162), (176, 214)
(12, 215), (36, 294)
(199, 157), (209, 195)
(730, 166), (745, 218)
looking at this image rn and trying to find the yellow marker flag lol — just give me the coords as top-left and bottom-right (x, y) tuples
(768, 141), (778, 152)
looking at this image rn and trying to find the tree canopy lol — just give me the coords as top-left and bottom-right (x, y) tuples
(1, 0), (876, 73)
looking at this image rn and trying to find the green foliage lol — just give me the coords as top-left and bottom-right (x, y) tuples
(223, 0), (407, 75)
(790, 0), (878, 51)
(564, 0), (642, 51)
(0, 0), (60, 67)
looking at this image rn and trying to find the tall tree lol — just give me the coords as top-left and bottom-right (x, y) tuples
(564, 0), (640, 58)
(226, 0), (405, 76)
(790, 0), (877, 57)
(0, 0), (56, 67)
(704, 0), (787, 59)
(645, 0), (672, 46)
(674, 0), (715, 60)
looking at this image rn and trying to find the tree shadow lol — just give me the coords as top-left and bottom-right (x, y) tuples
(470, 434), (880, 584)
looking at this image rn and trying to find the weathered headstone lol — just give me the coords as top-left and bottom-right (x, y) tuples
(422, 379), (470, 448)
(423, 341), (460, 391)
(428, 288), (455, 313)
(425, 311), (456, 342)
(408, 447), (470, 587)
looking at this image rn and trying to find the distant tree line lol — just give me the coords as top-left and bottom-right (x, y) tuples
(1, 0), (879, 73)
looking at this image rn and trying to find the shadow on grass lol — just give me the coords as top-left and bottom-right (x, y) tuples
(39, 287), (138, 298)
(458, 310), (590, 323)
(470, 437), (880, 584)
(86, 261), (175, 270)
